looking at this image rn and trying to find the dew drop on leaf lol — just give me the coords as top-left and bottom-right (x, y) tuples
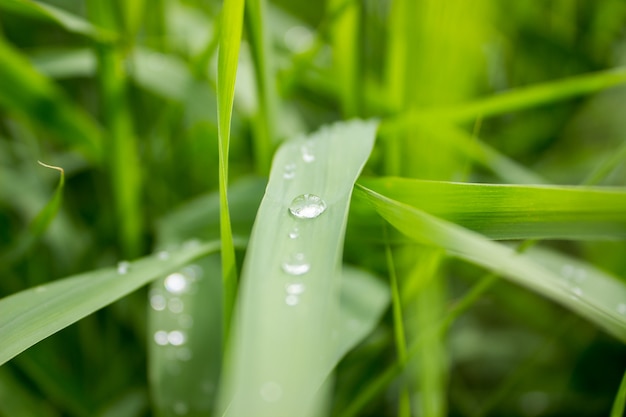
(289, 194), (327, 219)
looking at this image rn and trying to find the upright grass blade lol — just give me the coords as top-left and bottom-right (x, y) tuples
(357, 186), (626, 341)
(359, 177), (626, 240)
(611, 368), (626, 417)
(0, 0), (116, 41)
(219, 120), (378, 417)
(0, 38), (103, 161)
(387, 67), (626, 127)
(0, 161), (64, 266)
(216, 0), (245, 342)
(246, 0), (278, 175)
(0, 240), (221, 366)
(88, 0), (144, 258)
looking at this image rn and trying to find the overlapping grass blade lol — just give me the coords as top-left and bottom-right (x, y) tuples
(388, 66), (626, 126)
(0, 241), (221, 366)
(0, 161), (64, 267)
(0, 0), (116, 41)
(0, 39), (103, 161)
(216, 0), (246, 338)
(360, 177), (626, 240)
(220, 120), (379, 417)
(358, 185), (626, 341)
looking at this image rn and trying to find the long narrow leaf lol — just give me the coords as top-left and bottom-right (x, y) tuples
(358, 185), (626, 341)
(220, 120), (379, 417)
(0, 241), (221, 366)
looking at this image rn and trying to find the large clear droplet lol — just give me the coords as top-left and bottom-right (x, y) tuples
(165, 272), (188, 294)
(289, 194), (327, 219)
(281, 253), (310, 275)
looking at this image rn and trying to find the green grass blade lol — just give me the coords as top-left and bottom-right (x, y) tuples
(388, 67), (626, 126)
(220, 120), (378, 417)
(246, 0), (278, 174)
(217, 0), (246, 341)
(0, 38), (103, 161)
(0, 241), (221, 366)
(0, 0), (116, 41)
(358, 186), (626, 341)
(0, 161), (64, 266)
(360, 177), (626, 240)
(29, 47), (96, 79)
(611, 368), (626, 417)
(148, 254), (223, 417)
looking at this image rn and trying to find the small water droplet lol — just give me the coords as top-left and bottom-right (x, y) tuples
(117, 261), (130, 274)
(164, 272), (189, 294)
(289, 194), (327, 219)
(286, 282), (306, 295)
(34, 286), (47, 293)
(285, 294), (300, 306)
(154, 330), (169, 346)
(283, 163), (297, 179)
(260, 381), (282, 403)
(618, 303), (626, 315)
(168, 330), (186, 346)
(288, 227), (299, 239)
(157, 251), (170, 260)
(182, 239), (201, 250)
(281, 253), (310, 275)
(301, 142), (315, 163)
(168, 298), (184, 313)
(150, 294), (166, 311)
(571, 287), (583, 297)
(173, 401), (189, 415)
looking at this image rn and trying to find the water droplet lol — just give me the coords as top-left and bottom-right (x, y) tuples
(301, 142), (315, 163)
(283, 163), (297, 179)
(165, 272), (189, 294)
(173, 401), (189, 415)
(117, 261), (130, 274)
(618, 303), (626, 315)
(286, 282), (306, 295)
(260, 381), (282, 403)
(571, 287), (583, 297)
(285, 294), (300, 306)
(154, 330), (169, 346)
(288, 227), (299, 239)
(182, 239), (201, 250)
(281, 253), (310, 275)
(168, 330), (186, 346)
(289, 194), (327, 219)
(150, 294), (166, 311)
(157, 251), (170, 260)
(34, 286), (47, 293)
(168, 298), (184, 313)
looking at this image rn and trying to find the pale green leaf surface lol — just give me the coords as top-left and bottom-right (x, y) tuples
(0, 0), (116, 40)
(0, 241), (221, 366)
(29, 48), (96, 79)
(360, 177), (626, 240)
(220, 120), (379, 417)
(358, 186), (626, 341)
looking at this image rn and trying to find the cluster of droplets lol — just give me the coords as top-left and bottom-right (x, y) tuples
(150, 261), (204, 368)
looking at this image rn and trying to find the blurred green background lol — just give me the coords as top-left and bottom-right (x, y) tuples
(1, 0), (626, 416)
